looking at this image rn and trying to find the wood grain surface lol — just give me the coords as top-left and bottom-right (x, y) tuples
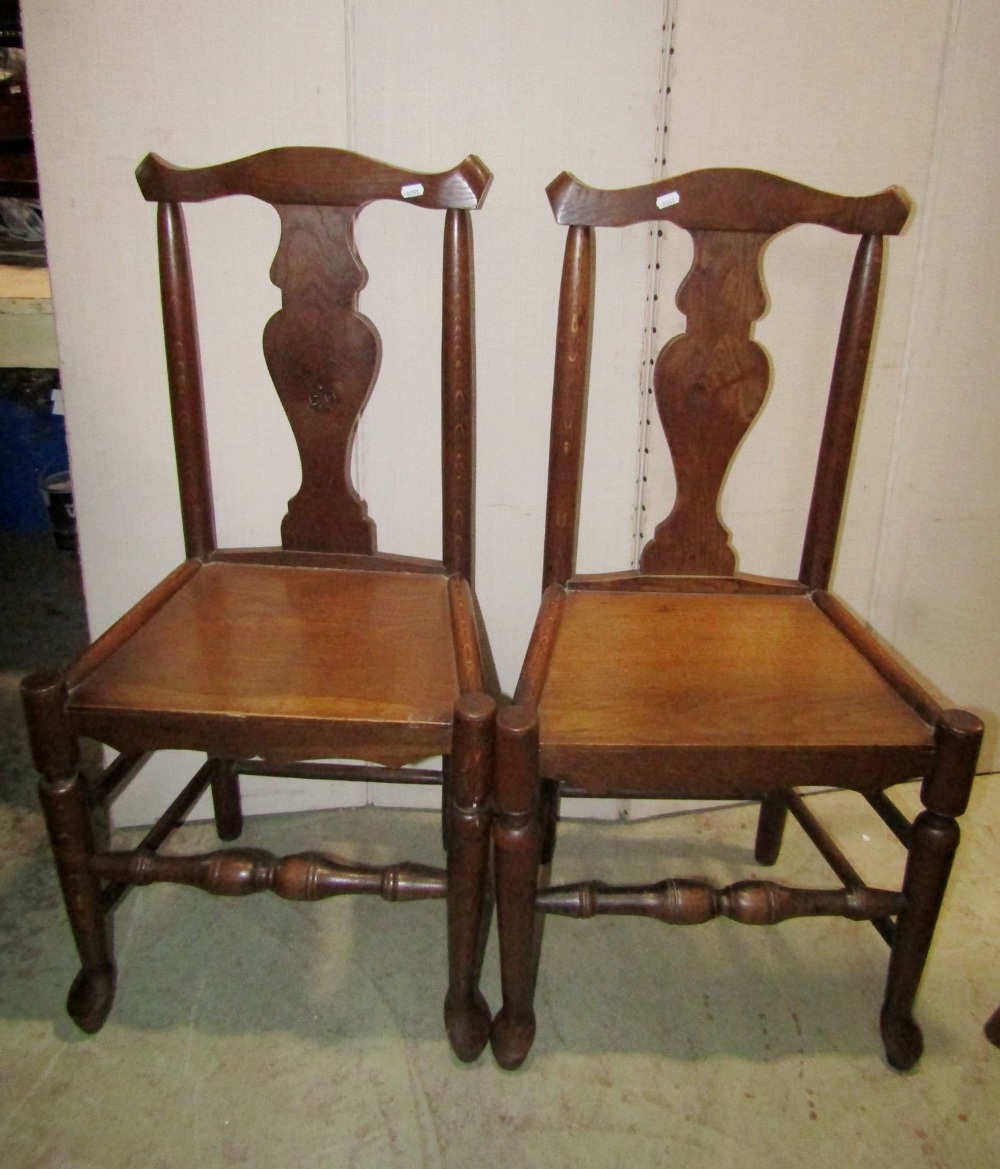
(538, 592), (931, 751)
(547, 167), (909, 233)
(67, 563), (459, 762)
(137, 148), (492, 210)
(69, 562), (457, 722)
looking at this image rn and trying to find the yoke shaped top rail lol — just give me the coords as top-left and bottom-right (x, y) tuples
(542, 167), (911, 590)
(139, 147), (492, 569)
(546, 167), (909, 235)
(137, 147), (492, 210)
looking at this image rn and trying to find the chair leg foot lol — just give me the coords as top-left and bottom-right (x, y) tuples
(984, 1006), (1000, 1048)
(880, 1005), (923, 1071)
(490, 1006), (536, 1070)
(67, 964), (117, 1034)
(444, 988), (492, 1062)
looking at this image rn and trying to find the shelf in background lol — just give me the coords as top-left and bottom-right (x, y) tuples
(0, 263), (56, 367)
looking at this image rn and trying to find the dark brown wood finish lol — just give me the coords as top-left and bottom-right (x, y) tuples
(91, 848), (448, 900)
(442, 208), (476, 580)
(158, 203), (216, 559)
(753, 793), (789, 868)
(535, 879), (905, 926)
(265, 204), (379, 553)
(985, 1006), (1000, 1048)
(800, 235), (885, 589)
(783, 789), (895, 945)
(138, 148), (491, 210)
(444, 692), (496, 1060)
(448, 573), (487, 695)
(641, 229), (770, 575)
(490, 166), (982, 1074)
(492, 703), (542, 1070)
(568, 569), (807, 595)
(546, 167), (910, 234)
(22, 672), (114, 1033)
(209, 757), (242, 841)
(209, 547), (444, 573)
(543, 225), (594, 590)
(880, 712), (980, 1069)
(513, 584), (566, 706)
(23, 146), (496, 1060)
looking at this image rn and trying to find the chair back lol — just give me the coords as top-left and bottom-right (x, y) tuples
(542, 168), (909, 589)
(136, 148), (492, 574)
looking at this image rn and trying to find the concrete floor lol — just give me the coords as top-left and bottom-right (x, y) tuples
(1, 534), (998, 1167)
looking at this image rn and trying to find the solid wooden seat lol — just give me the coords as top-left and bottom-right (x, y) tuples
(537, 591), (932, 794)
(490, 167), (983, 1074)
(68, 563), (461, 764)
(22, 146), (498, 1062)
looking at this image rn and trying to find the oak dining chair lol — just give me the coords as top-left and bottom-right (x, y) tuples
(490, 167), (983, 1072)
(21, 146), (497, 1061)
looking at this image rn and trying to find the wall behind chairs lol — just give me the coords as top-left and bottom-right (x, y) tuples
(20, 1), (1000, 824)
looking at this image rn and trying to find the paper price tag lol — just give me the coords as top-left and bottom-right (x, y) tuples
(401, 183), (425, 199)
(656, 190), (680, 209)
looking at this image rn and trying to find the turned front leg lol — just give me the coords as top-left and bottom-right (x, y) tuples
(881, 709), (982, 1070)
(22, 672), (117, 1033)
(443, 692), (496, 1062)
(491, 704), (542, 1070)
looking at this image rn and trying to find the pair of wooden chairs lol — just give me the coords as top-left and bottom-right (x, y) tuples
(22, 148), (982, 1072)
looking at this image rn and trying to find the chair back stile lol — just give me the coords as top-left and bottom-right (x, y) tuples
(442, 207), (476, 581)
(156, 200), (216, 560)
(542, 224), (594, 591)
(799, 233), (884, 589)
(541, 168), (909, 586)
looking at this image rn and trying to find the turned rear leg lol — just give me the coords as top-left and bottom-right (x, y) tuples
(22, 673), (116, 1033)
(754, 792), (788, 866)
(526, 777), (560, 1001)
(209, 758), (243, 841)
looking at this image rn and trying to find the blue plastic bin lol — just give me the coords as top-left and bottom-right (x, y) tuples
(0, 394), (70, 532)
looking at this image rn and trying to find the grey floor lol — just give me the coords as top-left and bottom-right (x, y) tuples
(1, 534), (998, 1168)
